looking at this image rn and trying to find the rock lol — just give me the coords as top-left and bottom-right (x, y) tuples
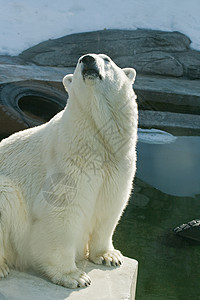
(1, 62), (200, 118)
(115, 52), (183, 76)
(134, 74), (200, 115)
(172, 50), (200, 79)
(0, 55), (29, 65)
(187, 65), (200, 80)
(19, 29), (191, 77)
(0, 63), (74, 84)
(139, 110), (200, 134)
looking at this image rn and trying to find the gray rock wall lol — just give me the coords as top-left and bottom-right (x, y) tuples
(19, 29), (200, 78)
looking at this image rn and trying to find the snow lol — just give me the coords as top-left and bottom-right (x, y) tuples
(138, 129), (177, 145)
(0, 0), (200, 56)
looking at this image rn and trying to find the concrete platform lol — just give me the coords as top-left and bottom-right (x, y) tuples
(0, 257), (138, 300)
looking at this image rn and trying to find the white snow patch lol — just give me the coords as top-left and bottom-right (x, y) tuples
(0, 0), (200, 56)
(138, 128), (177, 144)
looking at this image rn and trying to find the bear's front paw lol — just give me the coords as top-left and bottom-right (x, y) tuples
(51, 269), (91, 289)
(0, 262), (10, 279)
(90, 249), (123, 267)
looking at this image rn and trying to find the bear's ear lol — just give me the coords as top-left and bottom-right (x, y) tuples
(123, 68), (136, 84)
(63, 74), (73, 92)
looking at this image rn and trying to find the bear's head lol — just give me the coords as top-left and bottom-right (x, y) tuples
(63, 54), (136, 111)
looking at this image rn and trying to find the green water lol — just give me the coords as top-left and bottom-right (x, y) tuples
(114, 135), (200, 300)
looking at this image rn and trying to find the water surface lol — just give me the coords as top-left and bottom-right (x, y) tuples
(114, 133), (200, 299)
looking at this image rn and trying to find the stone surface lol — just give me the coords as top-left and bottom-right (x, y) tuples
(0, 63), (73, 84)
(139, 110), (200, 134)
(19, 29), (195, 78)
(0, 62), (200, 133)
(116, 52), (184, 77)
(172, 50), (200, 77)
(0, 55), (29, 65)
(135, 75), (200, 115)
(0, 257), (138, 300)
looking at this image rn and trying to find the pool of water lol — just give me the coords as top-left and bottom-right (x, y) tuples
(114, 131), (200, 299)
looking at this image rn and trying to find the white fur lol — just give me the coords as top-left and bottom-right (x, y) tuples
(0, 54), (138, 288)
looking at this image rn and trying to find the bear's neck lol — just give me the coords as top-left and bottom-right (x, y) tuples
(60, 89), (138, 158)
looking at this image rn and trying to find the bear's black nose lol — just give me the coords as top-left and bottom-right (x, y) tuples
(81, 55), (101, 80)
(80, 55), (95, 66)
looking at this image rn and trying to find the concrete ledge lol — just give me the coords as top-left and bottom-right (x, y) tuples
(0, 257), (138, 300)
(1, 64), (200, 112)
(139, 110), (200, 133)
(135, 75), (200, 115)
(0, 64), (74, 84)
(135, 75), (200, 97)
(1, 63), (200, 134)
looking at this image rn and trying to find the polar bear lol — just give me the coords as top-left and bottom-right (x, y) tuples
(0, 54), (138, 288)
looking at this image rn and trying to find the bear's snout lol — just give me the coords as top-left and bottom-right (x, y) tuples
(80, 54), (102, 81)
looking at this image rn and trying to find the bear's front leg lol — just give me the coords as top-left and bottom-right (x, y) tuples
(29, 217), (91, 288)
(88, 201), (125, 267)
(88, 177), (133, 267)
(89, 222), (123, 267)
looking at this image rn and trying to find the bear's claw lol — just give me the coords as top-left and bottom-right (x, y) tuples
(51, 269), (91, 289)
(90, 249), (123, 267)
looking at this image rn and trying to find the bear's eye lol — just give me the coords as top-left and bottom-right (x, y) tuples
(103, 57), (110, 62)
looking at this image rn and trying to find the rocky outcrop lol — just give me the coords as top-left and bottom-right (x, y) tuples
(19, 29), (200, 78)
